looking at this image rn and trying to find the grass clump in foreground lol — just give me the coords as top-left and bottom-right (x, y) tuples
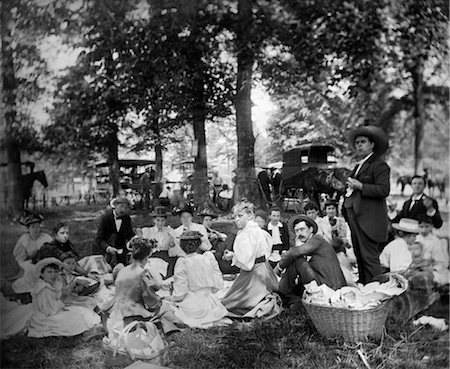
(1, 303), (448, 369)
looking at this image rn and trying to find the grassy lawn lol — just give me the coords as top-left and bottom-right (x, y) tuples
(1, 204), (448, 369)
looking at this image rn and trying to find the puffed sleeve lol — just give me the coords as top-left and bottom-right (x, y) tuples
(204, 251), (224, 292)
(232, 231), (258, 271)
(13, 234), (29, 266)
(172, 258), (188, 302)
(198, 225), (212, 251)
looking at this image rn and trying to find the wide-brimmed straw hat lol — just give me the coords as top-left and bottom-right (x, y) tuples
(150, 206), (171, 217)
(20, 214), (43, 227)
(288, 215), (318, 234)
(34, 257), (64, 278)
(344, 125), (388, 156)
(392, 218), (420, 233)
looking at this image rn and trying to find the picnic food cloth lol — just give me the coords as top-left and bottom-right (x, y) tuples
(303, 273), (408, 310)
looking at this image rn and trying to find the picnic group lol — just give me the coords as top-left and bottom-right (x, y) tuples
(1, 126), (448, 348)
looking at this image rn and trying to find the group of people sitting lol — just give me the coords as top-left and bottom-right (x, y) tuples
(2, 184), (448, 341)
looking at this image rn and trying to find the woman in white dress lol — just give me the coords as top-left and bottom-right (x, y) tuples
(165, 231), (231, 328)
(27, 258), (100, 338)
(221, 201), (283, 319)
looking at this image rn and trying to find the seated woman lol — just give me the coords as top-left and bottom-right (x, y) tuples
(106, 237), (179, 336)
(27, 257), (100, 337)
(59, 251), (98, 310)
(221, 200), (282, 319)
(49, 222), (101, 280)
(165, 231), (231, 328)
(12, 214), (53, 293)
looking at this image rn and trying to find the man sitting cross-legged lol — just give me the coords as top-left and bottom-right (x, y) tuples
(274, 215), (346, 306)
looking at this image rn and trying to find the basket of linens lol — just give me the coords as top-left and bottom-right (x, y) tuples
(302, 273), (408, 341)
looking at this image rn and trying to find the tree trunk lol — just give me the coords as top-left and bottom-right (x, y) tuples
(412, 58), (424, 174)
(1, 0), (23, 219)
(107, 127), (120, 198)
(190, 48), (210, 210)
(152, 117), (163, 182)
(234, 0), (258, 204)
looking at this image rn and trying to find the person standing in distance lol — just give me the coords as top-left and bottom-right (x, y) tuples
(342, 125), (390, 284)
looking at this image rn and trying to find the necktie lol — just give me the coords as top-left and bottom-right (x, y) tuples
(409, 199), (418, 211)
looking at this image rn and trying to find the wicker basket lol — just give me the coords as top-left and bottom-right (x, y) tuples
(302, 299), (391, 341)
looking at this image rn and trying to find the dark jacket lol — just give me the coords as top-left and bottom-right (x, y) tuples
(342, 154), (390, 242)
(93, 209), (134, 264)
(394, 194), (443, 229)
(279, 234), (346, 290)
(265, 222), (290, 252)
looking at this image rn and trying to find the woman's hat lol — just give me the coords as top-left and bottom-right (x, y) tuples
(110, 197), (130, 208)
(289, 215), (318, 234)
(150, 206), (171, 217)
(180, 230), (203, 240)
(172, 204), (195, 216)
(20, 214), (43, 227)
(34, 257), (64, 278)
(392, 218), (420, 233)
(344, 125), (388, 156)
(197, 209), (218, 218)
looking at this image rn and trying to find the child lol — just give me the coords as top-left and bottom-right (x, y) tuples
(254, 209), (268, 230)
(379, 218), (417, 273)
(266, 207), (290, 267)
(407, 242), (433, 273)
(165, 231), (231, 328)
(28, 258), (100, 337)
(59, 251), (98, 310)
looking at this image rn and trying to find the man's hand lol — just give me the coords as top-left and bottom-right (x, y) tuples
(273, 264), (284, 277)
(222, 249), (234, 261)
(422, 197), (434, 211)
(346, 177), (363, 191)
(106, 246), (119, 254)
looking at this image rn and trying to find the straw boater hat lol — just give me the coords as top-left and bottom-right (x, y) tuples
(20, 214), (43, 227)
(34, 257), (64, 278)
(344, 125), (389, 156)
(392, 218), (420, 233)
(110, 197), (130, 208)
(150, 206), (171, 217)
(197, 208), (218, 218)
(288, 215), (318, 234)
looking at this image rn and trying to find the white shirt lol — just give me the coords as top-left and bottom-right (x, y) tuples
(267, 222), (282, 245)
(141, 225), (174, 252)
(113, 211), (122, 231)
(379, 238), (412, 272)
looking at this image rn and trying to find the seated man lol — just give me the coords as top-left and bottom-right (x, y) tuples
(217, 184), (233, 211)
(92, 197), (135, 267)
(274, 215), (346, 304)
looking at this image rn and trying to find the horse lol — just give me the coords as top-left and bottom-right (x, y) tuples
(21, 171), (48, 209)
(281, 167), (350, 208)
(396, 175), (412, 195)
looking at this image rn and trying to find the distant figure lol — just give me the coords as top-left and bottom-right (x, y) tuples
(393, 175), (443, 229)
(257, 169), (272, 204)
(93, 197), (135, 267)
(218, 184), (233, 211)
(211, 171), (223, 204)
(158, 185), (173, 207)
(265, 207), (290, 267)
(139, 167), (152, 210)
(271, 168), (281, 199)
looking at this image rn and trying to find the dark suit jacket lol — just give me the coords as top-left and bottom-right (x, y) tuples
(93, 209), (134, 263)
(279, 234), (346, 290)
(393, 194), (443, 228)
(343, 154), (390, 243)
(265, 222), (290, 251)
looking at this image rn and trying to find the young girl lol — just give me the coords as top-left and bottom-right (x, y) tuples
(59, 251), (98, 310)
(27, 258), (100, 337)
(165, 231), (231, 328)
(221, 201), (282, 319)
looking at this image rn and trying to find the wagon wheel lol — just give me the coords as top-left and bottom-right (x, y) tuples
(293, 188), (304, 214)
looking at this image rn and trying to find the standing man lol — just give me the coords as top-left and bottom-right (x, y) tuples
(342, 125), (390, 284)
(393, 175), (443, 229)
(139, 167), (152, 210)
(93, 197), (135, 266)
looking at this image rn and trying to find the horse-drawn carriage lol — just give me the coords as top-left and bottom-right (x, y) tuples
(261, 143), (349, 212)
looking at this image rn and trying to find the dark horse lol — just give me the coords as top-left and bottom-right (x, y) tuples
(22, 171), (48, 209)
(396, 175), (412, 195)
(281, 167), (351, 207)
